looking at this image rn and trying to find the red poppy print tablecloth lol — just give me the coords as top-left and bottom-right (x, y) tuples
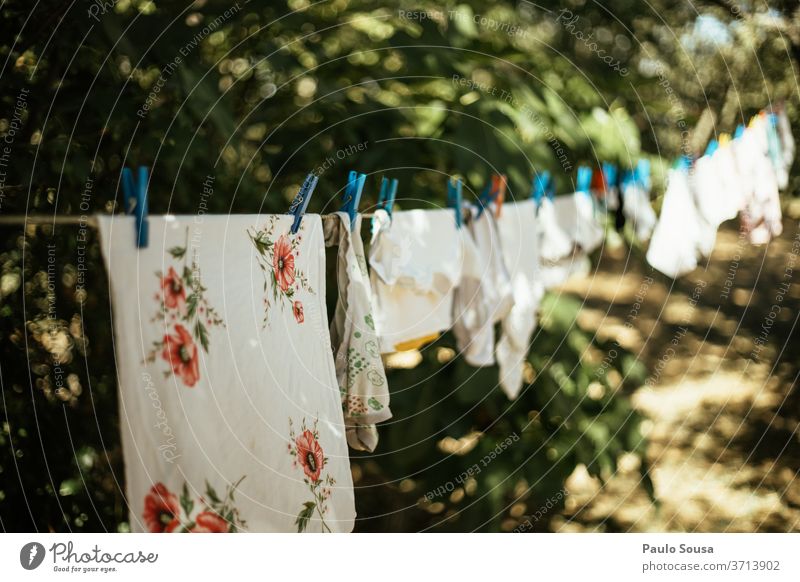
(98, 214), (355, 533)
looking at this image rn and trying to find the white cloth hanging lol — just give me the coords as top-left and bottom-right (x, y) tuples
(99, 214), (355, 533)
(495, 200), (545, 399)
(777, 109), (796, 183)
(646, 169), (704, 278)
(452, 206), (512, 367)
(369, 208), (465, 353)
(689, 155), (722, 257)
(553, 192), (605, 254)
(621, 182), (657, 242)
(324, 213), (391, 453)
(711, 142), (745, 223)
(537, 197), (574, 264)
(740, 117), (783, 245)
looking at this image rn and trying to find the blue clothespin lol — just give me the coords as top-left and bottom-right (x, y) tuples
(602, 163), (617, 190)
(576, 166), (592, 195)
(636, 159), (651, 191)
(341, 170), (366, 231)
(734, 124), (745, 139)
(447, 177), (463, 228)
(121, 166), (149, 248)
(674, 155), (693, 171)
(705, 139), (719, 157)
(287, 172), (318, 234)
(376, 177), (398, 217)
(531, 170), (551, 207)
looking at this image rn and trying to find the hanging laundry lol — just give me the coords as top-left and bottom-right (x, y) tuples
(324, 213), (391, 453)
(739, 116), (783, 245)
(369, 208), (466, 353)
(766, 114), (789, 190)
(495, 200), (545, 400)
(620, 175), (657, 242)
(98, 214), (355, 533)
(553, 191), (605, 254)
(452, 205), (514, 367)
(646, 168), (705, 278)
(536, 196), (584, 289)
(711, 138), (745, 223)
(690, 154), (724, 257)
(777, 108), (796, 179)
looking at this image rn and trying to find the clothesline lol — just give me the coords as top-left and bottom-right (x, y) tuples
(0, 212), (391, 227)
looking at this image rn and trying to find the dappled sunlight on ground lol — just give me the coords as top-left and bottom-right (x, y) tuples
(552, 214), (800, 533)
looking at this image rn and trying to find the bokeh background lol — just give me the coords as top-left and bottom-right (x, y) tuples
(1, 0), (798, 532)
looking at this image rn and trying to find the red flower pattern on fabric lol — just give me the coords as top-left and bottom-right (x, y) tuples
(143, 483), (180, 533)
(272, 234), (296, 292)
(293, 301), (304, 324)
(295, 429), (324, 482)
(161, 324), (200, 387)
(161, 266), (186, 310)
(190, 511), (228, 533)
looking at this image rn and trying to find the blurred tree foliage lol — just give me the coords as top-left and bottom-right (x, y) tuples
(0, 0), (797, 531)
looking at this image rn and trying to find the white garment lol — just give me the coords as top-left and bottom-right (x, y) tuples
(537, 197), (574, 263)
(689, 156), (722, 256)
(99, 214), (355, 533)
(553, 192), (605, 254)
(621, 183), (657, 242)
(778, 109), (795, 182)
(452, 206), (511, 367)
(646, 169), (704, 278)
(712, 143), (745, 222)
(741, 118), (783, 244)
(495, 201), (545, 399)
(540, 252), (591, 288)
(369, 209), (464, 353)
(324, 213), (391, 452)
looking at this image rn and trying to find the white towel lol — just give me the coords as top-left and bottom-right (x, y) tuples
(99, 214), (355, 533)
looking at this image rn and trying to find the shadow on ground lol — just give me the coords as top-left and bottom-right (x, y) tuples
(552, 201), (800, 532)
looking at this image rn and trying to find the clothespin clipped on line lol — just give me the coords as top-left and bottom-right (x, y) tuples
(371, 176), (398, 233)
(602, 162), (617, 191)
(287, 172), (318, 234)
(674, 155), (693, 171)
(719, 133), (731, 147)
(531, 170), (551, 208)
(376, 176), (398, 217)
(768, 112), (779, 127)
(447, 177), (463, 228)
(341, 170), (366, 232)
(705, 139), (719, 157)
(576, 165), (593, 196)
(475, 174), (506, 219)
(636, 158), (652, 191)
(121, 166), (149, 248)
(734, 124), (745, 139)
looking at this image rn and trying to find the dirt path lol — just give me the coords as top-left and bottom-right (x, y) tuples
(551, 203), (800, 532)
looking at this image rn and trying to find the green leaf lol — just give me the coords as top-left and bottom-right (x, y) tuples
(168, 246), (186, 259)
(205, 480), (221, 505)
(194, 320), (210, 352)
(181, 483), (194, 517)
(186, 293), (199, 319)
(295, 501), (316, 533)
